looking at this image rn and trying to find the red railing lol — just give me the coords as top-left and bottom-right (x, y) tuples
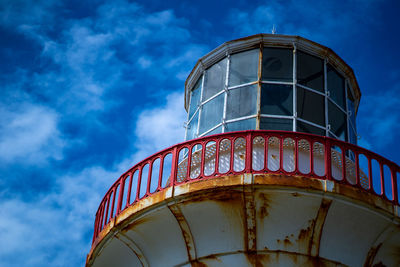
(91, 130), (400, 243)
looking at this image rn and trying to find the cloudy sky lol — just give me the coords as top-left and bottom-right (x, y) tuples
(0, 0), (399, 266)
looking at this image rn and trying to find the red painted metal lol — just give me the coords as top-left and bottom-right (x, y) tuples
(91, 130), (400, 243)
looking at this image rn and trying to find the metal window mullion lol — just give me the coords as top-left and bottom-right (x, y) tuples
(345, 80), (350, 143)
(260, 114), (294, 119)
(296, 84), (326, 97)
(257, 43), (263, 130)
(327, 95), (347, 114)
(196, 72), (205, 138)
(186, 108), (199, 125)
(201, 90), (225, 106)
(296, 117), (326, 130)
(223, 54), (230, 133)
(324, 58), (329, 136)
(293, 43), (297, 132)
(260, 80), (293, 86)
(198, 123), (223, 137)
(226, 115), (258, 123)
(228, 81), (258, 90)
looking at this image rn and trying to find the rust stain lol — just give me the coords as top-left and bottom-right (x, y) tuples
(258, 192), (270, 219)
(253, 174), (325, 192)
(364, 243), (383, 267)
(283, 236), (293, 246)
(190, 261), (208, 267)
(121, 217), (150, 233)
(168, 204), (197, 262)
(245, 251), (266, 267)
(179, 188), (243, 205)
(190, 254), (222, 267)
(243, 186), (257, 252)
(372, 262), (386, 267)
(309, 198), (332, 256)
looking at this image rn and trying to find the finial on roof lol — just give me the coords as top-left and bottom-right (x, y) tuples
(272, 24), (277, 34)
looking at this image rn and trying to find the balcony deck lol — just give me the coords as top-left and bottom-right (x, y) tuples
(87, 130), (400, 266)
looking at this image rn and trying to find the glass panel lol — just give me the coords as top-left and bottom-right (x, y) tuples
(203, 58), (227, 101)
(226, 85), (257, 120)
(327, 64), (345, 109)
(252, 136), (265, 171)
(161, 154), (172, 188)
(297, 121), (325, 136)
(204, 141), (216, 176)
(226, 118), (256, 132)
(233, 138), (246, 172)
(267, 137), (280, 171)
(347, 87), (356, 129)
(218, 139), (231, 173)
(297, 87), (325, 126)
(190, 144), (202, 179)
(328, 100), (347, 141)
(229, 49), (259, 86)
(313, 142), (325, 176)
(177, 148), (189, 183)
(186, 111), (199, 140)
(261, 84), (293, 116)
(189, 78), (202, 119)
(297, 51), (324, 92)
(298, 139), (311, 174)
(260, 117), (292, 131)
(139, 164), (149, 198)
(199, 93), (224, 134)
(150, 158), (160, 193)
(283, 138), (295, 172)
(262, 47), (293, 82)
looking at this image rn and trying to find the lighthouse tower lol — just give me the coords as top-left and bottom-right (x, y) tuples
(86, 34), (400, 267)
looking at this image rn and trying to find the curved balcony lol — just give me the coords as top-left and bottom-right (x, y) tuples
(90, 130), (399, 248)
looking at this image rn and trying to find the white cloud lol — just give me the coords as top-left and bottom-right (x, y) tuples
(131, 92), (187, 163)
(0, 165), (120, 266)
(0, 103), (64, 165)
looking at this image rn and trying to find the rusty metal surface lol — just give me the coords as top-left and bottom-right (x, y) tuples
(168, 204), (197, 261)
(87, 173), (400, 266)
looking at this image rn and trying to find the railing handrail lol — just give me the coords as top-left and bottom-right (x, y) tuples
(91, 130), (400, 243)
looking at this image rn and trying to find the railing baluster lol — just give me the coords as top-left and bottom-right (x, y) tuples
(126, 173), (133, 206)
(325, 138), (332, 180)
(117, 178), (124, 215)
(368, 157), (373, 192)
(245, 133), (252, 172)
(170, 147), (178, 186)
(341, 145), (346, 183)
(380, 161), (385, 197)
(158, 156), (165, 191)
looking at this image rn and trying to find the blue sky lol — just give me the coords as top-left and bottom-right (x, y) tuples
(0, 0), (399, 266)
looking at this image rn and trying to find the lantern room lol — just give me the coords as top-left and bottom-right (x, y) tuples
(184, 34), (360, 144)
